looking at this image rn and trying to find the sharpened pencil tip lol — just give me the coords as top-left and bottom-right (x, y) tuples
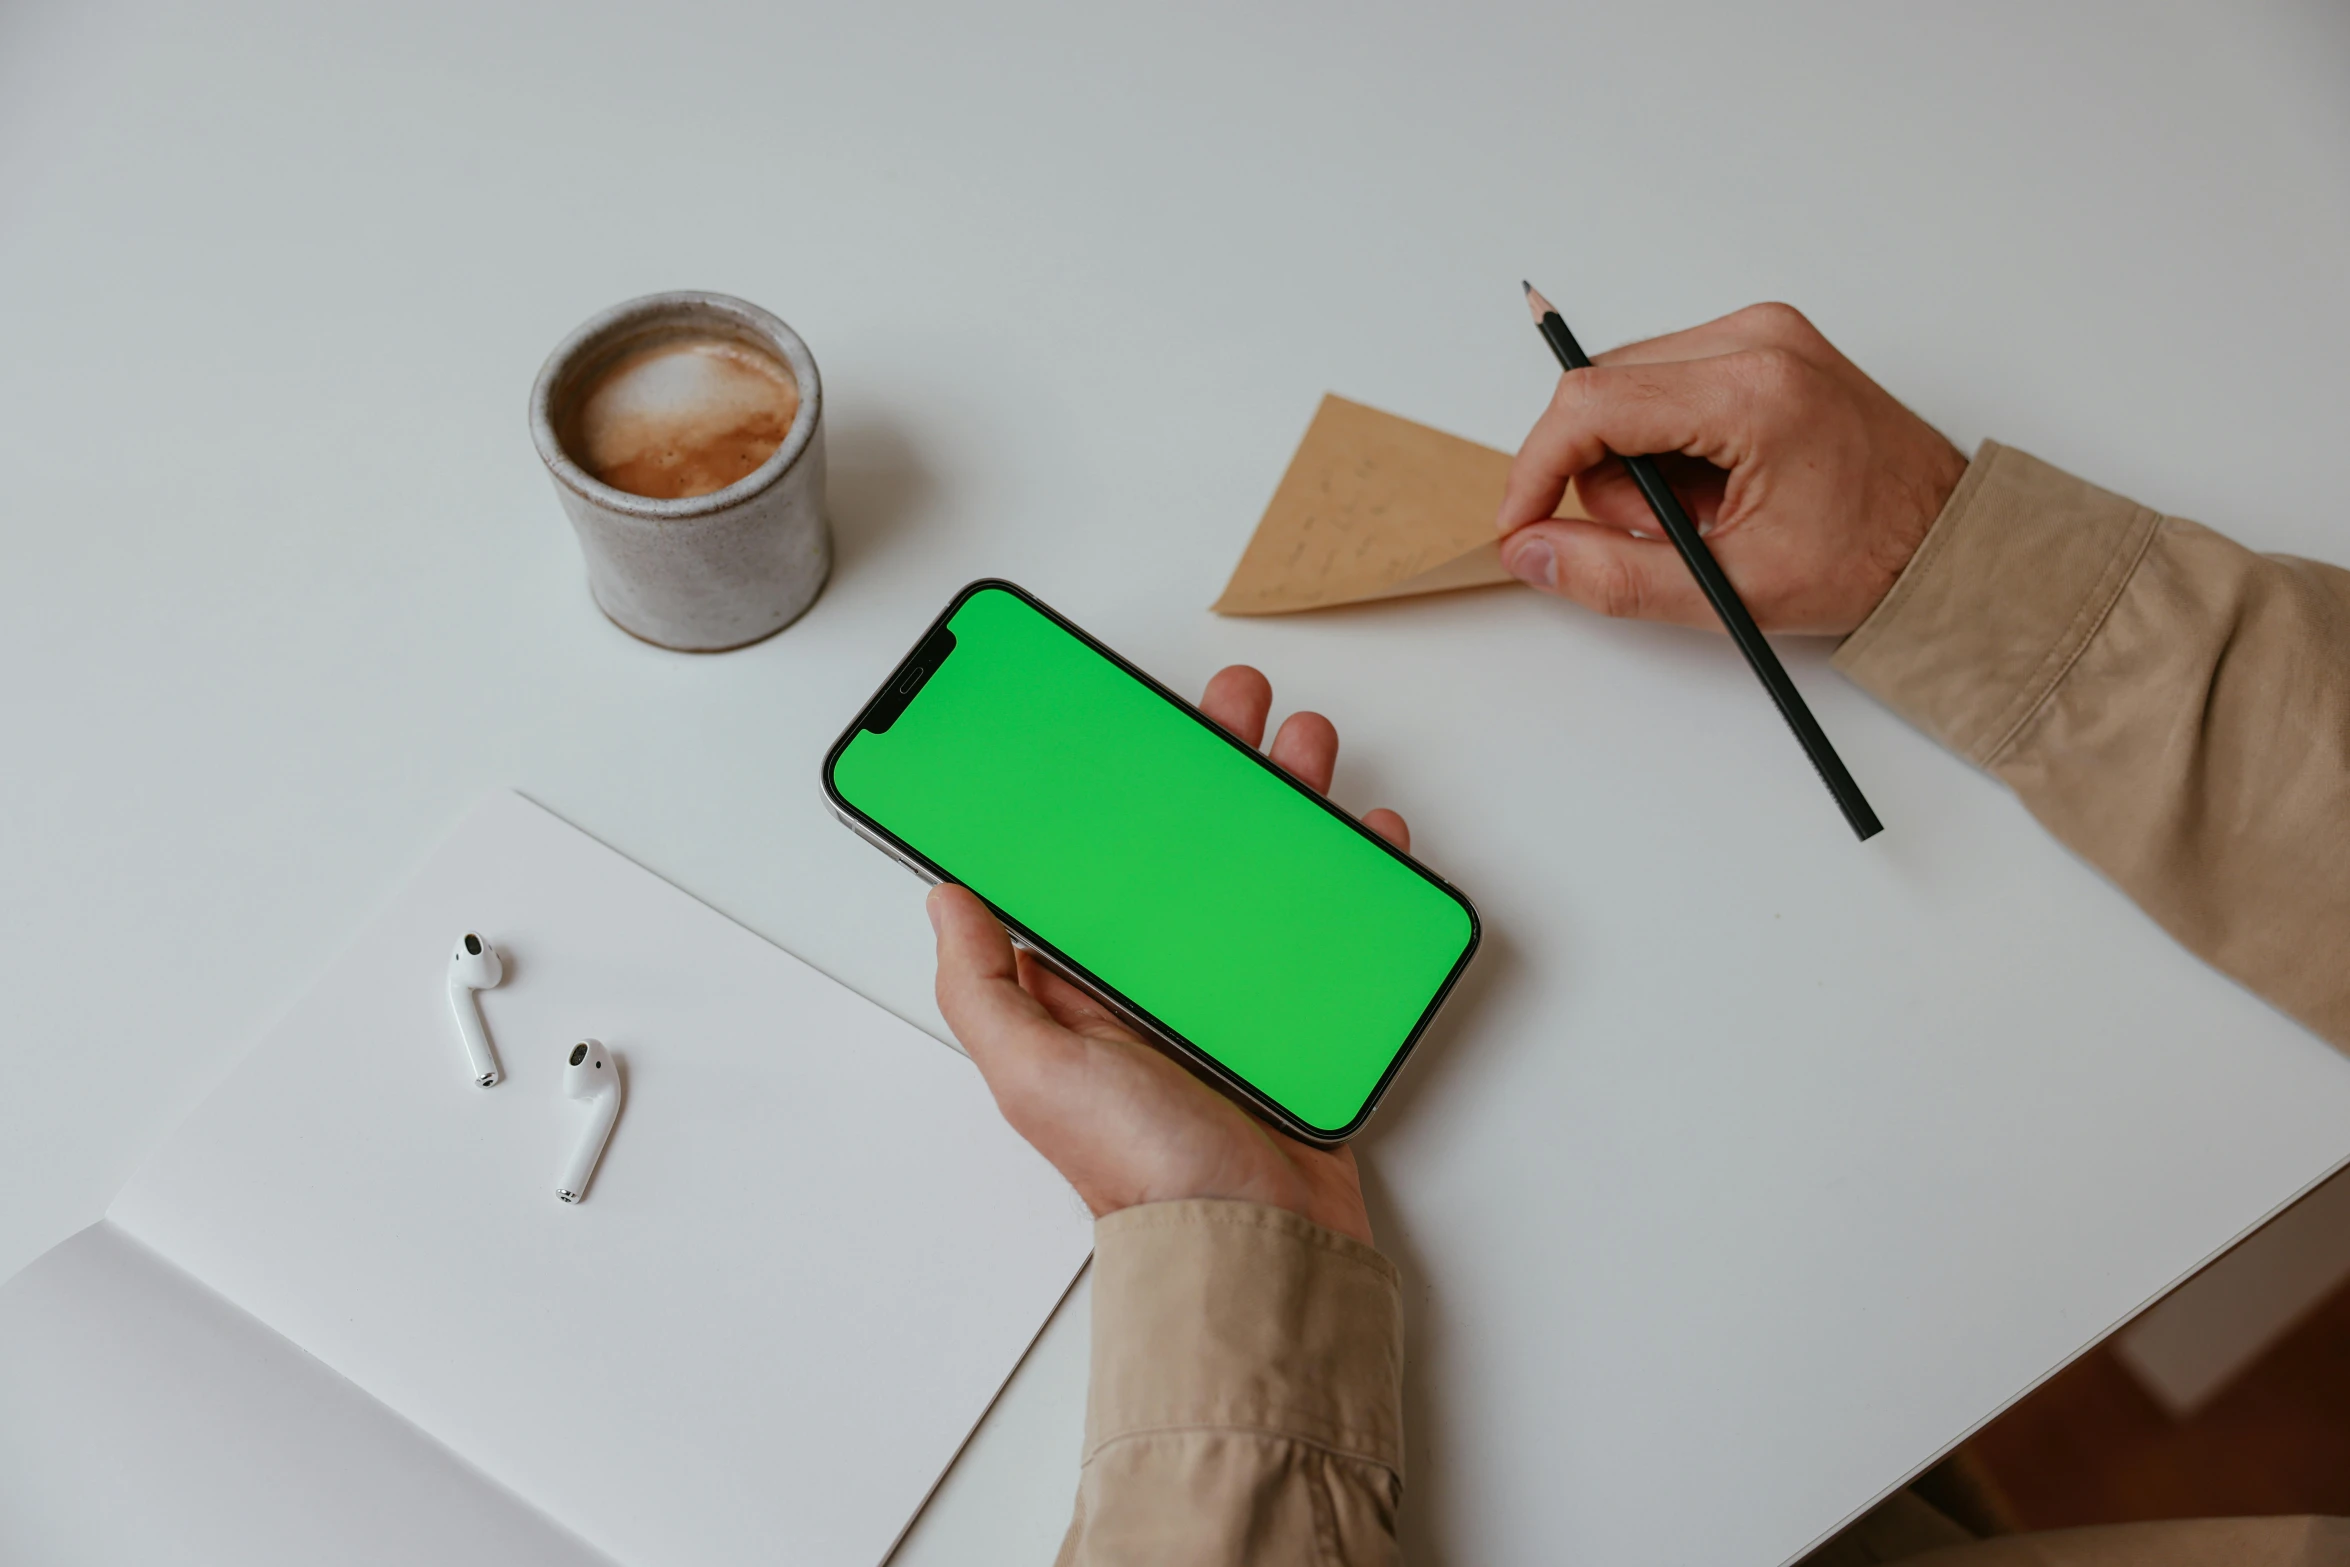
(1523, 282), (1556, 322)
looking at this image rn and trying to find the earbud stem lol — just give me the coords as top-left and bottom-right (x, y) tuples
(447, 979), (501, 1087)
(557, 1090), (620, 1203)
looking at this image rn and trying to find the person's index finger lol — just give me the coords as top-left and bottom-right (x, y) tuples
(1587, 302), (1815, 364)
(1501, 359), (1749, 536)
(1591, 321), (1759, 368)
(1591, 302), (1860, 388)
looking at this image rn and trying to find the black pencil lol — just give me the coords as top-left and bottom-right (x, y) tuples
(1521, 282), (1882, 842)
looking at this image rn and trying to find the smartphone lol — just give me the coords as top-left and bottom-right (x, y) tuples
(822, 581), (1479, 1143)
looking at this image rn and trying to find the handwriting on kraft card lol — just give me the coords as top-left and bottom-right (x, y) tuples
(1212, 394), (1588, 616)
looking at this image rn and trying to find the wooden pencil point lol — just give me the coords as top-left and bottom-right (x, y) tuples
(1523, 282), (1556, 321)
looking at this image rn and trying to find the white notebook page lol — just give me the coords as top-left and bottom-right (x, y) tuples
(106, 791), (1094, 1567)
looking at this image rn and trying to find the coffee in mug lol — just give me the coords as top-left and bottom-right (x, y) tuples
(571, 337), (801, 501)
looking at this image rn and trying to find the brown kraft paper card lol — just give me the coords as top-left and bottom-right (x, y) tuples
(1211, 394), (1587, 616)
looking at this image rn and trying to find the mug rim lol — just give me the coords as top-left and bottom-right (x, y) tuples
(528, 290), (822, 521)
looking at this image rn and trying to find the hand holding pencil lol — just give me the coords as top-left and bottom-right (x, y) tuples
(1497, 299), (1968, 637)
(1499, 296), (1971, 839)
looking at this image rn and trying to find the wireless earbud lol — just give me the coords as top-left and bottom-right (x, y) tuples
(447, 933), (505, 1087)
(557, 1038), (622, 1204)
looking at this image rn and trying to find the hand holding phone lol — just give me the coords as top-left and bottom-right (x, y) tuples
(927, 665), (1395, 1245)
(826, 582), (1478, 1144)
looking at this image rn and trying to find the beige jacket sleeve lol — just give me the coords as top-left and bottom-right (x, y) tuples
(1056, 1201), (1403, 1567)
(1835, 440), (2350, 1049)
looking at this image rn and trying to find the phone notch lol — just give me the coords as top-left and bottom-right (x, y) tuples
(860, 627), (957, 735)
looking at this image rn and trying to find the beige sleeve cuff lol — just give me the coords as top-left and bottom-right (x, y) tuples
(1833, 440), (2161, 765)
(1085, 1200), (1405, 1478)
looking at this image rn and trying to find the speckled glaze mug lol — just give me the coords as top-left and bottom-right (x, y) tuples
(530, 291), (831, 651)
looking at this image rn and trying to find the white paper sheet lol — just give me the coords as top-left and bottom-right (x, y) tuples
(102, 791), (1094, 1567)
(0, 1223), (614, 1567)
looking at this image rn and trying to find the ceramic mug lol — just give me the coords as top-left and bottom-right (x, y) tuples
(530, 291), (830, 651)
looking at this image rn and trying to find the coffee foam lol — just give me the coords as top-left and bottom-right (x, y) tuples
(572, 337), (800, 501)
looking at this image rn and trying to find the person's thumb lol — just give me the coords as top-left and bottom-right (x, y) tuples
(1500, 519), (1716, 630)
(927, 883), (1068, 1073)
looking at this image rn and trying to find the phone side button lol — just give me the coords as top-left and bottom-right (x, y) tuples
(887, 848), (940, 886)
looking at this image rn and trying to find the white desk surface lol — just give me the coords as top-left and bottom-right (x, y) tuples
(5, 3), (2348, 1562)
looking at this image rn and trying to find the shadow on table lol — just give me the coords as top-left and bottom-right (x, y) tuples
(1356, 1152), (1471, 1567)
(1358, 922), (1533, 1567)
(1372, 917), (1522, 1137)
(826, 407), (934, 582)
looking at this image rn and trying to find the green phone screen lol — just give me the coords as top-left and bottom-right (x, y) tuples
(825, 584), (1476, 1137)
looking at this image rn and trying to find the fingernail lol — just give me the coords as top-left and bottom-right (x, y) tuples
(925, 888), (943, 933)
(1506, 538), (1556, 589)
